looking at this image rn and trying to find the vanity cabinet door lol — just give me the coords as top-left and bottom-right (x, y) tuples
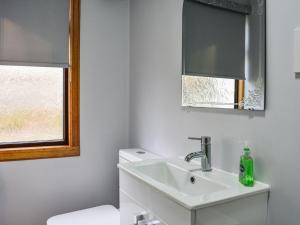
(120, 190), (167, 225)
(119, 170), (192, 225)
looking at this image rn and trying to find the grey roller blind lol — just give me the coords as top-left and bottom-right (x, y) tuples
(183, 0), (246, 80)
(0, 0), (69, 67)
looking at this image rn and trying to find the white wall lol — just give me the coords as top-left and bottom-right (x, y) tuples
(0, 1), (129, 225)
(129, 0), (300, 224)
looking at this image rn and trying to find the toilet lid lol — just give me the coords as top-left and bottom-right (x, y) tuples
(47, 205), (120, 225)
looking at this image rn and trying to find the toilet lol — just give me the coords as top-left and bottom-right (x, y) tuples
(47, 149), (160, 225)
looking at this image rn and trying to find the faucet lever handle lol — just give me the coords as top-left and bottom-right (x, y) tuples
(188, 136), (211, 144)
(188, 137), (202, 141)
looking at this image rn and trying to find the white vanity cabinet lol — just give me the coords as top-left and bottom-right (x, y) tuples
(120, 169), (189, 225)
(119, 160), (269, 225)
(120, 190), (168, 225)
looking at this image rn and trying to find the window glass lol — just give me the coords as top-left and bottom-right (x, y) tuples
(0, 65), (64, 144)
(182, 75), (235, 109)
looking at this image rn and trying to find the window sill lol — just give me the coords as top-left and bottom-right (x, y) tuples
(0, 145), (80, 162)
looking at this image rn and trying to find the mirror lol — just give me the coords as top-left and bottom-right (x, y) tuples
(182, 0), (266, 111)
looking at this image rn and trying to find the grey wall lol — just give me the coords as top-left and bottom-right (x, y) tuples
(0, 1), (129, 225)
(129, 0), (300, 225)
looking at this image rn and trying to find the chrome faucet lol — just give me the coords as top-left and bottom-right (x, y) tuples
(185, 136), (212, 171)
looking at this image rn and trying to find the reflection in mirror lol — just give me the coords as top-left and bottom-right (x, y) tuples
(182, 0), (266, 111)
(182, 76), (236, 109)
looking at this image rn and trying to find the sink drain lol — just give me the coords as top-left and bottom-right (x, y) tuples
(190, 176), (196, 184)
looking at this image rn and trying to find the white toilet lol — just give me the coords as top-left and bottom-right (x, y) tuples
(47, 149), (160, 225)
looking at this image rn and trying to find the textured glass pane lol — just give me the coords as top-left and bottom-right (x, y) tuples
(182, 75), (235, 109)
(0, 65), (64, 144)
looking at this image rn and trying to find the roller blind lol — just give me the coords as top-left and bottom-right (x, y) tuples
(0, 0), (69, 67)
(183, 0), (246, 80)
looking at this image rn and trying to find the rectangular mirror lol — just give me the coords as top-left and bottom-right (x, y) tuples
(182, 0), (266, 110)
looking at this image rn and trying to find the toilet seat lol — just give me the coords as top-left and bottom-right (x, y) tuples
(47, 205), (119, 225)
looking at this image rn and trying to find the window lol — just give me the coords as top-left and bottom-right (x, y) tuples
(0, 0), (80, 161)
(0, 66), (67, 146)
(182, 75), (244, 109)
(182, 75), (236, 109)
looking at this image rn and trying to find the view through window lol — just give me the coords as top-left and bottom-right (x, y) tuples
(0, 65), (65, 145)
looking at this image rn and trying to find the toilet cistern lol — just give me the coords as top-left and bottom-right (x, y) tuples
(185, 136), (212, 172)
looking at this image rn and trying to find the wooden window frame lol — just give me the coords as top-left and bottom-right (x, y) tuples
(234, 80), (245, 110)
(0, 0), (80, 161)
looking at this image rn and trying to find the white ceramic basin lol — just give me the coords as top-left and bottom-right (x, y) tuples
(118, 158), (270, 209)
(134, 161), (226, 196)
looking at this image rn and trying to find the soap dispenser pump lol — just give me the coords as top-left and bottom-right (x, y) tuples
(239, 142), (254, 187)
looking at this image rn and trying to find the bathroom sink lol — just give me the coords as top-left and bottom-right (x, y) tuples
(134, 161), (226, 196)
(118, 158), (270, 209)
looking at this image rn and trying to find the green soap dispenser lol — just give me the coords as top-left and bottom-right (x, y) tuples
(239, 143), (254, 187)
